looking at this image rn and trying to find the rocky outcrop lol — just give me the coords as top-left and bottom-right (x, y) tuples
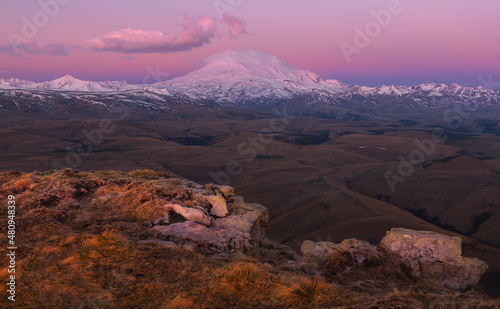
(214, 203), (268, 242)
(154, 221), (252, 254)
(154, 203), (212, 226)
(380, 228), (488, 290)
(147, 178), (487, 289)
(301, 228), (488, 290)
(152, 181), (269, 257)
(206, 195), (228, 218)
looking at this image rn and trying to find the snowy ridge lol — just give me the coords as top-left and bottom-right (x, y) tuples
(1, 75), (133, 92)
(0, 78), (37, 89)
(1, 49), (499, 110)
(32, 75), (132, 92)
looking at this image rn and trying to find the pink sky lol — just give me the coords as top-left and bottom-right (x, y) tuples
(1, 0), (499, 87)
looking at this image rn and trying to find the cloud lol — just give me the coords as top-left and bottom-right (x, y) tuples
(0, 40), (69, 58)
(82, 16), (217, 54)
(19, 40), (69, 56)
(220, 14), (247, 38)
(0, 42), (28, 59)
(120, 55), (134, 60)
(0, 15), (246, 59)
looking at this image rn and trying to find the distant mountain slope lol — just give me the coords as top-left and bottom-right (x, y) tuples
(1, 75), (131, 92)
(33, 75), (131, 92)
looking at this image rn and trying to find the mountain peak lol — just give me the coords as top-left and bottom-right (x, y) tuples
(52, 74), (81, 82)
(201, 49), (295, 72)
(161, 49), (324, 86)
(60, 74), (78, 79)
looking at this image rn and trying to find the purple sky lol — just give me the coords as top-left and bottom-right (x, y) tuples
(1, 0), (499, 87)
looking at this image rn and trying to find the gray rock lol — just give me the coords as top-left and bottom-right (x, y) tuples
(206, 195), (228, 218)
(151, 198), (269, 258)
(380, 228), (488, 290)
(157, 203), (212, 227)
(216, 203), (268, 242)
(213, 202), (268, 258)
(301, 240), (338, 259)
(154, 221), (252, 254)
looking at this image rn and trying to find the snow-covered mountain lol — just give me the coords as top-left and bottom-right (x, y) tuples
(0, 77), (37, 89)
(155, 49), (345, 104)
(1, 49), (499, 111)
(0, 75), (132, 92)
(341, 83), (498, 101)
(33, 75), (131, 92)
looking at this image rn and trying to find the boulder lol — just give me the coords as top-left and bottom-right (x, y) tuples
(380, 228), (488, 290)
(156, 203), (212, 227)
(206, 195), (228, 217)
(154, 221), (252, 254)
(215, 203), (268, 242)
(214, 202), (268, 257)
(301, 240), (338, 259)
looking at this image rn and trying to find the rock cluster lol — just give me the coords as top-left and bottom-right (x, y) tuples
(147, 178), (488, 290)
(380, 228), (488, 290)
(151, 181), (268, 257)
(301, 228), (488, 290)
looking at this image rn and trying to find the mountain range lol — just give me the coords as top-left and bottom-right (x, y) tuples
(1, 49), (499, 117)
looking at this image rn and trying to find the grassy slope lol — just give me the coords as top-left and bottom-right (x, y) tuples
(0, 169), (498, 308)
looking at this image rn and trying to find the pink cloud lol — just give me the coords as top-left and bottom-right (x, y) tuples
(82, 16), (217, 54)
(220, 14), (247, 38)
(19, 41), (69, 56)
(0, 43), (22, 58)
(0, 40), (68, 57)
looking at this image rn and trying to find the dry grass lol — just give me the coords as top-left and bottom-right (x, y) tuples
(0, 169), (498, 308)
(278, 277), (326, 306)
(321, 247), (414, 286)
(129, 169), (177, 180)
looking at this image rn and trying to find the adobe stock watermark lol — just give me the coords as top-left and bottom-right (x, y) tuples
(142, 65), (170, 85)
(209, 107), (294, 184)
(6, 195), (17, 302)
(478, 74), (500, 90)
(213, 0), (243, 17)
(7, 0), (72, 55)
(340, 0), (412, 64)
(384, 106), (472, 192)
